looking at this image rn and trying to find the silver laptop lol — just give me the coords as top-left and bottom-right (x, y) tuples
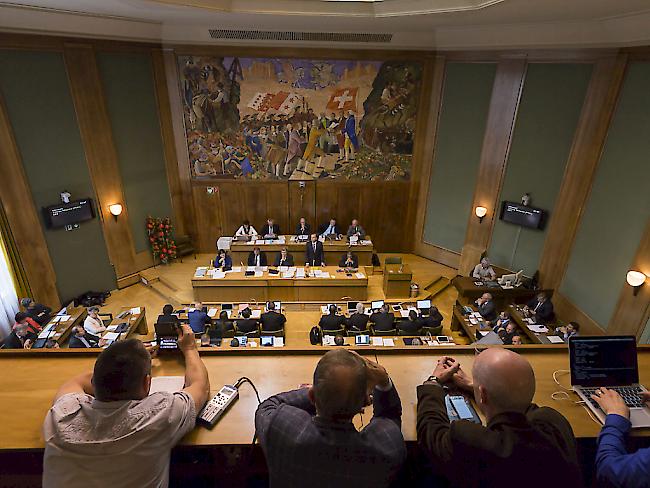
(570, 336), (650, 428)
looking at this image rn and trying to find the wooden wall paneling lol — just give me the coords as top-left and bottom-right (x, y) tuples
(608, 219), (650, 339)
(537, 55), (628, 290)
(404, 54), (438, 252)
(458, 56), (527, 276)
(378, 182), (411, 251)
(162, 48), (197, 243)
(192, 183), (222, 252)
(314, 183), (340, 229)
(63, 43), (137, 279)
(264, 183), (290, 235)
(553, 291), (604, 336)
(288, 181), (316, 230)
(0, 93), (60, 308)
(151, 48), (188, 237)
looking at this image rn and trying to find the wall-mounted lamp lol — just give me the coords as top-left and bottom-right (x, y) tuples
(108, 204), (123, 221)
(475, 206), (488, 223)
(626, 270), (647, 296)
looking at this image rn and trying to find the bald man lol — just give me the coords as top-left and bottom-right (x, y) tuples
(255, 350), (406, 487)
(416, 349), (581, 487)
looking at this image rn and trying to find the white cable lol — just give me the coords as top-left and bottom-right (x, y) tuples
(553, 369), (571, 391)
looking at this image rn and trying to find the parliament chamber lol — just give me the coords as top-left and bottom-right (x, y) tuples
(0, 1), (650, 486)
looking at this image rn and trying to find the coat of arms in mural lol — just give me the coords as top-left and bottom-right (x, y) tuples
(178, 56), (422, 181)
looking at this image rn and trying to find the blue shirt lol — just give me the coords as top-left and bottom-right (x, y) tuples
(188, 310), (209, 334)
(596, 413), (650, 488)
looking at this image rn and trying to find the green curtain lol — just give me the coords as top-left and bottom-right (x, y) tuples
(0, 201), (32, 300)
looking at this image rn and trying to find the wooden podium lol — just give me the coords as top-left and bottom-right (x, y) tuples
(383, 264), (413, 298)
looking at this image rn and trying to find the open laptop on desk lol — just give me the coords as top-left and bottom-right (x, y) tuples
(570, 336), (650, 427)
(416, 299), (431, 315)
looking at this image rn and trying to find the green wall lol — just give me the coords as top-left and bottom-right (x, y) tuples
(641, 318), (650, 345)
(423, 62), (497, 253)
(97, 52), (173, 254)
(0, 50), (116, 301)
(561, 62), (650, 328)
(489, 63), (592, 275)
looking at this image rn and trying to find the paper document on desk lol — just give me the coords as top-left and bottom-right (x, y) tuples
(212, 271), (226, 279)
(313, 270), (323, 278)
(130, 307), (141, 314)
(527, 324), (549, 333)
(251, 310), (262, 319)
(245, 240), (255, 245)
(546, 335), (564, 344)
(371, 337), (383, 346)
(207, 308), (218, 318)
(322, 335), (335, 346)
(103, 332), (120, 342)
(383, 338), (395, 347)
(246, 266), (256, 272)
(319, 272), (330, 279)
(106, 325), (119, 332)
(399, 310), (410, 318)
(254, 240), (264, 245)
(55, 315), (71, 323)
(38, 326), (53, 339)
(282, 270), (295, 278)
(360, 240), (372, 246)
(296, 268), (305, 278)
(278, 266), (288, 272)
(149, 376), (185, 394)
(232, 267), (242, 272)
(254, 271), (263, 277)
(273, 337), (284, 347)
(355, 273), (365, 279)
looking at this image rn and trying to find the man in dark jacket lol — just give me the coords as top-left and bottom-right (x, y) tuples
(525, 293), (555, 324)
(370, 304), (395, 332)
(21, 297), (51, 327)
(260, 302), (286, 333)
(417, 348), (581, 488)
(68, 325), (102, 348)
(2, 323), (37, 349)
(247, 247), (268, 267)
(421, 306), (443, 328)
(235, 308), (259, 334)
(475, 293), (497, 322)
(255, 350), (406, 488)
(319, 305), (346, 332)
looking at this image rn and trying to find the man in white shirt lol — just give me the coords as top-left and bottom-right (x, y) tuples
(42, 326), (210, 488)
(320, 218), (339, 238)
(472, 258), (497, 281)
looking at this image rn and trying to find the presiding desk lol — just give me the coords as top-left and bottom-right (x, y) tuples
(228, 235), (374, 267)
(1, 347), (649, 450)
(192, 266), (368, 302)
(453, 276), (552, 308)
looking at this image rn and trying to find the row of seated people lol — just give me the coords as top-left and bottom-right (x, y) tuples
(235, 217), (366, 239)
(214, 247), (361, 269)
(42, 329), (649, 488)
(156, 302), (287, 338)
(474, 291), (579, 344)
(319, 303), (444, 336)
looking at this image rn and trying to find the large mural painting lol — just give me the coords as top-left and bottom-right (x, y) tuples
(178, 56), (422, 181)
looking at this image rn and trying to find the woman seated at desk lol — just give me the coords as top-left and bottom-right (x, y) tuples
(214, 249), (232, 270)
(234, 220), (258, 237)
(339, 251), (358, 269)
(83, 306), (106, 336)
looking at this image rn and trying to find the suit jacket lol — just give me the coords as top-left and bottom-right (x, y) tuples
(346, 224), (366, 239)
(527, 298), (555, 324)
(319, 222), (340, 236)
(421, 310), (443, 328)
(319, 313), (346, 332)
(214, 254), (232, 270)
(255, 386), (406, 488)
(210, 319), (234, 339)
(247, 252), (268, 267)
(398, 318), (423, 334)
(477, 300), (497, 322)
(260, 223), (281, 237)
(260, 311), (286, 332)
(274, 253), (295, 267)
(305, 241), (325, 266)
(295, 223), (311, 236)
(69, 332), (101, 348)
(346, 313), (369, 331)
(339, 254), (358, 268)
(27, 303), (52, 326)
(417, 384), (581, 488)
(2, 331), (36, 349)
(370, 312), (395, 332)
(235, 318), (259, 334)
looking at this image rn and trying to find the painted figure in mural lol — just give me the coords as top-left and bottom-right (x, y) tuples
(281, 124), (304, 177)
(343, 110), (358, 162)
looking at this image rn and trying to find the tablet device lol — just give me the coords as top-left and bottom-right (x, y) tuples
(355, 335), (370, 345)
(261, 336), (273, 346)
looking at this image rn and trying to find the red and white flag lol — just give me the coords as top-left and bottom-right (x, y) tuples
(277, 92), (301, 115)
(326, 87), (358, 112)
(247, 92), (273, 111)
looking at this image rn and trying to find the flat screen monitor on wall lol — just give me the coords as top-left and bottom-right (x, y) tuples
(499, 201), (546, 230)
(43, 198), (96, 229)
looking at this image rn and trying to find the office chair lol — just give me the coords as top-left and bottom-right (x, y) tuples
(370, 326), (397, 336)
(346, 327), (370, 337)
(234, 326), (260, 338)
(260, 328), (285, 337)
(385, 256), (402, 265)
(321, 326), (346, 337)
(421, 325), (443, 336)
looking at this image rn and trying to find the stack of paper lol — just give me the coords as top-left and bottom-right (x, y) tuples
(546, 335), (564, 344)
(149, 376), (185, 394)
(212, 271), (226, 279)
(313, 270), (323, 278)
(273, 337), (284, 347)
(355, 273), (365, 279)
(245, 240), (255, 245)
(282, 270), (295, 278)
(371, 337), (384, 346)
(278, 266), (288, 272)
(320, 272), (330, 279)
(296, 268), (306, 278)
(232, 267), (242, 273)
(322, 336), (335, 346)
(382, 338), (395, 347)
(254, 270), (263, 277)
(250, 310), (262, 319)
(103, 332), (120, 342)
(246, 266), (256, 272)
(207, 308), (218, 318)
(527, 323), (549, 333)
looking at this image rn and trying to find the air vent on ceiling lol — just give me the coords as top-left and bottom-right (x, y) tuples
(208, 30), (393, 43)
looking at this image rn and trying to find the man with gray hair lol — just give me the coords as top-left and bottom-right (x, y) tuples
(255, 349), (406, 487)
(416, 349), (581, 487)
(20, 297), (51, 327)
(472, 257), (496, 281)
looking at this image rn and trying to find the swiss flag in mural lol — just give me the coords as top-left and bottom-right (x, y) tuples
(326, 87), (358, 112)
